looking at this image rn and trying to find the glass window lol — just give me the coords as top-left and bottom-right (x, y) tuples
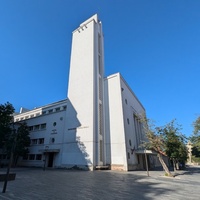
(41, 123), (46, 129)
(29, 154), (35, 160)
(34, 125), (40, 130)
(55, 107), (60, 112)
(38, 138), (44, 144)
(127, 118), (129, 124)
(29, 126), (34, 131)
(36, 154), (42, 160)
(31, 139), (37, 145)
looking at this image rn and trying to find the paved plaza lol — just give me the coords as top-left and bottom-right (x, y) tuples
(0, 166), (200, 200)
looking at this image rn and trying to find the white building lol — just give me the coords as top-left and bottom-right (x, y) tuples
(13, 14), (147, 171)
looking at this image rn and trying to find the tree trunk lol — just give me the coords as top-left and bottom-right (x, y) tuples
(157, 153), (174, 177)
(172, 158), (176, 172)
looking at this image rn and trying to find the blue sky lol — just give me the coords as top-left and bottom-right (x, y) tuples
(0, 0), (200, 137)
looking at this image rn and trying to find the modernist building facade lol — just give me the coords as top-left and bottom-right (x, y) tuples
(12, 14), (148, 171)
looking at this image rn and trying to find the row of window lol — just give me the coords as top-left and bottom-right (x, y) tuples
(16, 112), (40, 121)
(29, 123), (46, 132)
(23, 154), (43, 161)
(42, 106), (67, 115)
(31, 137), (55, 145)
(31, 138), (44, 145)
(15, 105), (67, 122)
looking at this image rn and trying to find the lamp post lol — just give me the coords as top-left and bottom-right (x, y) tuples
(43, 146), (49, 171)
(144, 149), (149, 177)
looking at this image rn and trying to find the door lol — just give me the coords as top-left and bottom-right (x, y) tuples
(48, 153), (54, 167)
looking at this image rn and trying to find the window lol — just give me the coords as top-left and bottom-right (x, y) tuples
(20, 117), (24, 120)
(41, 123), (46, 129)
(55, 107), (60, 112)
(127, 118), (129, 124)
(29, 126), (34, 131)
(98, 55), (101, 75)
(30, 114), (34, 118)
(25, 116), (29, 119)
(53, 122), (57, 127)
(29, 154), (35, 160)
(125, 99), (127, 104)
(100, 140), (103, 162)
(49, 138), (55, 144)
(42, 111), (47, 115)
(38, 138), (44, 144)
(31, 139), (37, 145)
(63, 106), (67, 110)
(98, 33), (101, 54)
(34, 125), (40, 130)
(48, 109), (53, 114)
(36, 154), (42, 160)
(129, 139), (132, 146)
(36, 113), (40, 116)
(127, 152), (130, 159)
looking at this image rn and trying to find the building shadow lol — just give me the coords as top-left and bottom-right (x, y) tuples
(62, 99), (92, 170)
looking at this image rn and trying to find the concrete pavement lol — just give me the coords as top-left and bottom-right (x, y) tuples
(0, 166), (200, 200)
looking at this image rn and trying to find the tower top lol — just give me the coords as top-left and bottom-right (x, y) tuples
(73, 14), (100, 34)
(80, 14), (99, 27)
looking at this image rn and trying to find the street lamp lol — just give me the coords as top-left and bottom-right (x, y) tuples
(144, 148), (149, 177)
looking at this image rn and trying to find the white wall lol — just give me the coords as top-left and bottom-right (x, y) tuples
(104, 73), (145, 171)
(120, 75), (145, 170)
(16, 100), (68, 168)
(104, 73), (127, 170)
(66, 14), (104, 169)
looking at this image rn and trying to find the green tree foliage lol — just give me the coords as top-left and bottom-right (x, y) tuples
(141, 117), (173, 177)
(13, 122), (30, 165)
(0, 102), (30, 166)
(161, 120), (188, 166)
(142, 117), (187, 176)
(191, 116), (200, 159)
(0, 102), (14, 149)
(193, 116), (200, 135)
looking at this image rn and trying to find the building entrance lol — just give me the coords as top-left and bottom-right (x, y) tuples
(48, 153), (54, 167)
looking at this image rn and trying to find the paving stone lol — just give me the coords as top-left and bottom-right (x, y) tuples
(0, 166), (199, 200)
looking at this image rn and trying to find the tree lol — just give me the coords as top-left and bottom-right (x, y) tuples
(161, 120), (188, 170)
(0, 102), (14, 149)
(13, 122), (30, 166)
(193, 116), (200, 135)
(141, 117), (174, 177)
(141, 117), (187, 177)
(0, 102), (30, 166)
(190, 116), (200, 161)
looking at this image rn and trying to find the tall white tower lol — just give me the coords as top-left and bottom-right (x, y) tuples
(67, 14), (105, 169)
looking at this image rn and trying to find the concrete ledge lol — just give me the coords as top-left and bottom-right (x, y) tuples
(111, 165), (125, 171)
(95, 166), (109, 170)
